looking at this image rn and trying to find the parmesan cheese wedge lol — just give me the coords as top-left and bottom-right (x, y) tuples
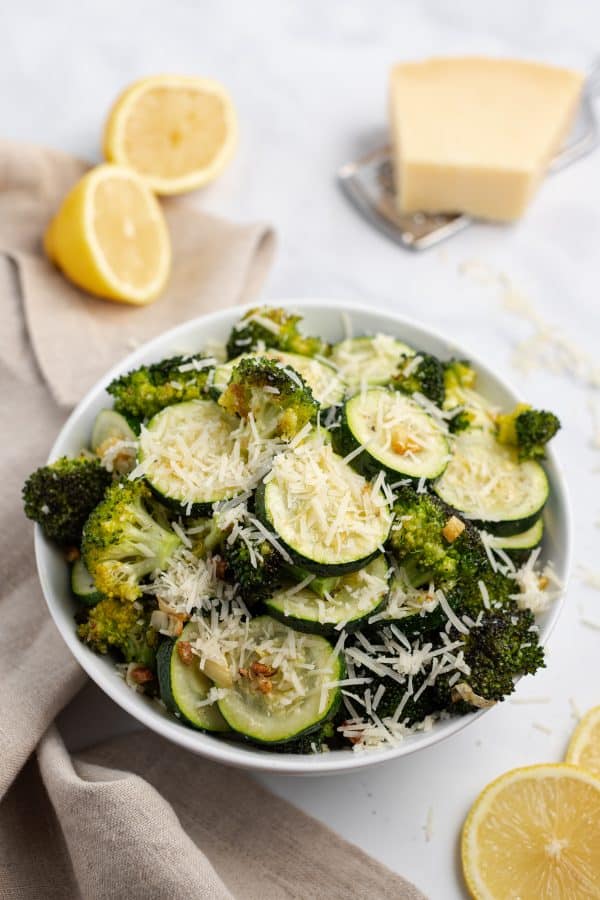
(389, 57), (584, 221)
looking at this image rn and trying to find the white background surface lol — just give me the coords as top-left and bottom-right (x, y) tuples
(6, 1), (600, 897)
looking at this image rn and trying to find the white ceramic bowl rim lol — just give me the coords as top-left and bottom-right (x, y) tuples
(35, 298), (573, 775)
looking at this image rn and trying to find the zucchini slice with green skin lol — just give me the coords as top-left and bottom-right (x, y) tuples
(255, 434), (392, 576)
(138, 400), (253, 516)
(91, 409), (137, 452)
(213, 350), (346, 407)
(282, 563), (341, 598)
(157, 623), (229, 732)
(71, 558), (104, 606)
(330, 335), (414, 388)
(486, 518), (544, 560)
(340, 388), (450, 481)
(265, 554), (390, 635)
(434, 432), (549, 536)
(216, 616), (344, 745)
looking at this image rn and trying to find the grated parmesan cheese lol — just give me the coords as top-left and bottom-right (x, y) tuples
(263, 434), (391, 567)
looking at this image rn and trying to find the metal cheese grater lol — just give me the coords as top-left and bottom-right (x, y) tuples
(338, 62), (600, 251)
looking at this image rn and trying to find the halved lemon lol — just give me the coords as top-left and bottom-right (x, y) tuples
(461, 763), (600, 899)
(103, 74), (238, 195)
(44, 163), (171, 305)
(566, 705), (600, 779)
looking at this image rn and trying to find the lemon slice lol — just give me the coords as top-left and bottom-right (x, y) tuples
(103, 74), (238, 194)
(461, 764), (600, 899)
(44, 163), (171, 305)
(566, 705), (600, 778)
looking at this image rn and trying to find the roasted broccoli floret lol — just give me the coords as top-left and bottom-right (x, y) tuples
(218, 357), (318, 439)
(274, 721), (339, 754)
(388, 485), (488, 586)
(447, 604), (545, 705)
(226, 307), (328, 360)
(77, 596), (158, 668)
(106, 354), (215, 420)
(446, 569), (514, 620)
(82, 480), (181, 602)
(496, 403), (561, 461)
(222, 536), (283, 603)
(23, 456), (111, 545)
(392, 353), (445, 407)
(366, 673), (443, 727)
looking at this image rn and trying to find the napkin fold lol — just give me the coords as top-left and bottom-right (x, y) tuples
(0, 140), (425, 899)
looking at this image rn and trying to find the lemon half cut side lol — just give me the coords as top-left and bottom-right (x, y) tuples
(103, 74), (238, 195)
(44, 163), (171, 305)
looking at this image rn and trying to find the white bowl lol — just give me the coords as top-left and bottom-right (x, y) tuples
(35, 300), (572, 775)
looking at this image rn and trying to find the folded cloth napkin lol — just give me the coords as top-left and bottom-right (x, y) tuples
(0, 141), (425, 899)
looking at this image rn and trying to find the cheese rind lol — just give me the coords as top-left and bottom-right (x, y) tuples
(389, 57), (584, 222)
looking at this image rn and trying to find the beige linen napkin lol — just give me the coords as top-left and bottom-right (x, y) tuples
(0, 142), (425, 898)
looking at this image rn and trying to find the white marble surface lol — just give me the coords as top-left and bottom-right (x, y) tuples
(7, 1), (600, 896)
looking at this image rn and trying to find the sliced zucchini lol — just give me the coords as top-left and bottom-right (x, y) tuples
(71, 558), (104, 606)
(213, 350), (346, 407)
(282, 563), (341, 598)
(157, 623), (229, 732)
(340, 388), (450, 481)
(265, 554), (390, 635)
(138, 399), (255, 515)
(216, 616), (343, 744)
(330, 335), (414, 388)
(255, 434), (392, 576)
(443, 385), (497, 433)
(487, 518), (544, 558)
(91, 408), (137, 452)
(434, 432), (549, 536)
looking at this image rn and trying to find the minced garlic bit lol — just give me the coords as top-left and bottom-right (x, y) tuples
(391, 426), (422, 456)
(442, 515), (465, 543)
(451, 682), (496, 709)
(97, 437), (138, 475)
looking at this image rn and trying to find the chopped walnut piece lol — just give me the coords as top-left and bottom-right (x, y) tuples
(340, 721), (362, 745)
(391, 427), (421, 455)
(157, 598), (189, 622)
(257, 678), (273, 694)
(442, 515), (466, 543)
(130, 666), (154, 685)
(215, 557), (228, 580)
(170, 618), (183, 637)
(176, 641), (193, 666)
(251, 661), (277, 678)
